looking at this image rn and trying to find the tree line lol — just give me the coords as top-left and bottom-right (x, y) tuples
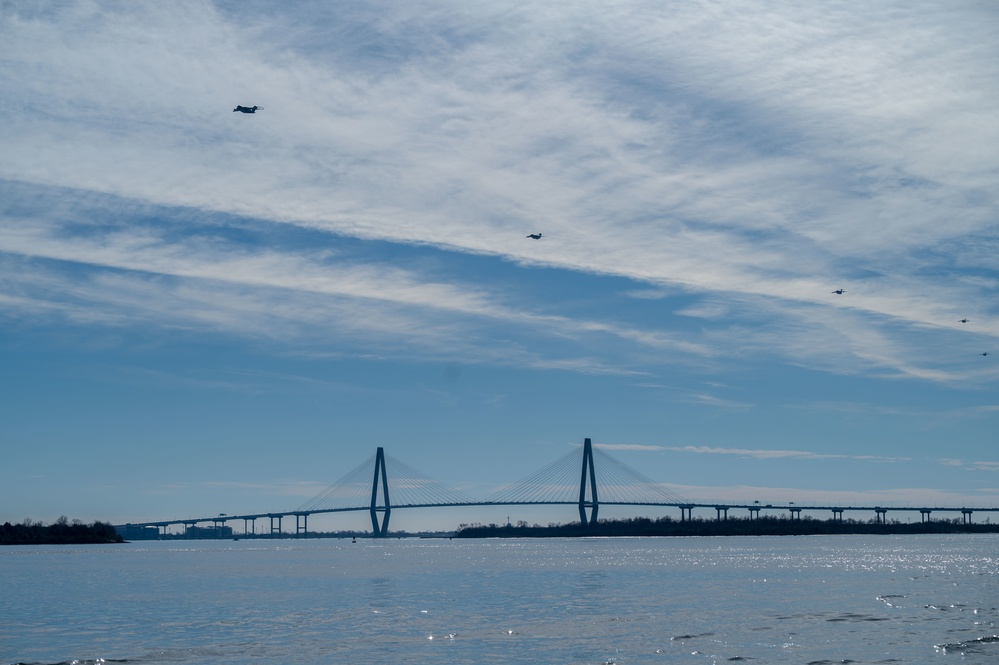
(455, 514), (999, 538)
(1, 517), (123, 545)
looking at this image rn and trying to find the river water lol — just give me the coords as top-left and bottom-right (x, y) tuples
(2, 534), (997, 664)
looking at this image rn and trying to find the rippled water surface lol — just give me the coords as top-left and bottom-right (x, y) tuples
(2, 535), (998, 664)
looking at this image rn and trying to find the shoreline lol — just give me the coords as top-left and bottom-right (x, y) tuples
(454, 516), (999, 539)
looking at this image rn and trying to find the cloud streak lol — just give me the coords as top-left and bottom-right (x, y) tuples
(1, 1), (997, 387)
(598, 443), (909, 463)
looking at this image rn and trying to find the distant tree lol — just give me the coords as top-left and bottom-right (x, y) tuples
(1, 518), (123, 545)
(454, 514), (999, 539)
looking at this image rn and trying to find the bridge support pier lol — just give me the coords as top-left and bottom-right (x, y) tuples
(962, 509), (973, 524)
(244, 517), (255, 535)
(679, 505), (694, 521)
(920, 509), (932, 523)
(715, 506), (729, 521)
(296, 513), (308, 538)
(370, 447), (392, 537)
(748, 507), (760, 520)
(831, 509), (843, 522)
(789, 508), (801, 520)
(578, 438), (599, 527)
(270, 515), (282, 536)
(875, 508), (887, 524)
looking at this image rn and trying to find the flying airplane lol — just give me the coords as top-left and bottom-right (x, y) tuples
(526, 233), (545, 240)
(982, 352), (990, 357)
(959, 318), (970, 323)
(233, 105), (263, 113)
(831, 289), (846, 295)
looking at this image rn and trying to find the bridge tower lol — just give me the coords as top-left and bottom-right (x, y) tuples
(578, 438), (599, 526)
(370, 447), (391, 537)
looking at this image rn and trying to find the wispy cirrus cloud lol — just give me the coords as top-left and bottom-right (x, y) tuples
(939, 459), (999, 473)
(1, 1), (997, 386)
(0, 207), (709, 373)
(671, 445), (909, 463)
(6, 2), (999, 529)
(597, 443), (909, 463)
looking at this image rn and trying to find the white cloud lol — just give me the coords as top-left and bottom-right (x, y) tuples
(1, 1), (997, 384)
(596, 442), (910, 463)
(939, 459), (999, 473)
(595, 443), (665, 452)
(669, 445), (909, 463)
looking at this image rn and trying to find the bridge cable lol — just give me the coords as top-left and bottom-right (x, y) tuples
(294, 452), (378, 512)
(483, 447), (581, 504)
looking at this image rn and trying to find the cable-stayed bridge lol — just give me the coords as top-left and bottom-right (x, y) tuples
(119, 438), (998, 537)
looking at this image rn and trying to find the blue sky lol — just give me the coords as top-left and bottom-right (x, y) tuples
(2, 1), (997, 531)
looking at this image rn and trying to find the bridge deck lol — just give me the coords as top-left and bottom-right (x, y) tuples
(119, 501), (999, 529)
(116, 442), (998, 532)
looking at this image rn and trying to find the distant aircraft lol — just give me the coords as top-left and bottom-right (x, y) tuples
(982, 352), (990, 357)
(526, 233), (545, 240)
(959, 318), (970, 323)
(831, 288), (846, 295)
(233, 105), (263, 113)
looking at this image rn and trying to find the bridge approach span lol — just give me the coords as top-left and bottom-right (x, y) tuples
(118, 439), (999, 537)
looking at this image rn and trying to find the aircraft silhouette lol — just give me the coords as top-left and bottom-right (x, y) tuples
(959, 318), (970, 323)
(982, 352), (990, 357)
(831, 288), (846, 295)
(526, 233), (545, 240)
(233, 105), (263, 113)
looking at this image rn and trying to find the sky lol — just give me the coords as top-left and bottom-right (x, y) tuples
(1, 0), (998, 532)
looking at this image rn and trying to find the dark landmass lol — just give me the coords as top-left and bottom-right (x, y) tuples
(1, 517), (124, 545)
(455, 515), (999, 538)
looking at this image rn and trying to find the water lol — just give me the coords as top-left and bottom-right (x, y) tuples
(2, 534), (998, 664)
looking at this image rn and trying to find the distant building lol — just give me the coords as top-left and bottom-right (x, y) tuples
(184, 524), (234, 539)
(114, 524), (235, 540)
(116, 525), (160, 540)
